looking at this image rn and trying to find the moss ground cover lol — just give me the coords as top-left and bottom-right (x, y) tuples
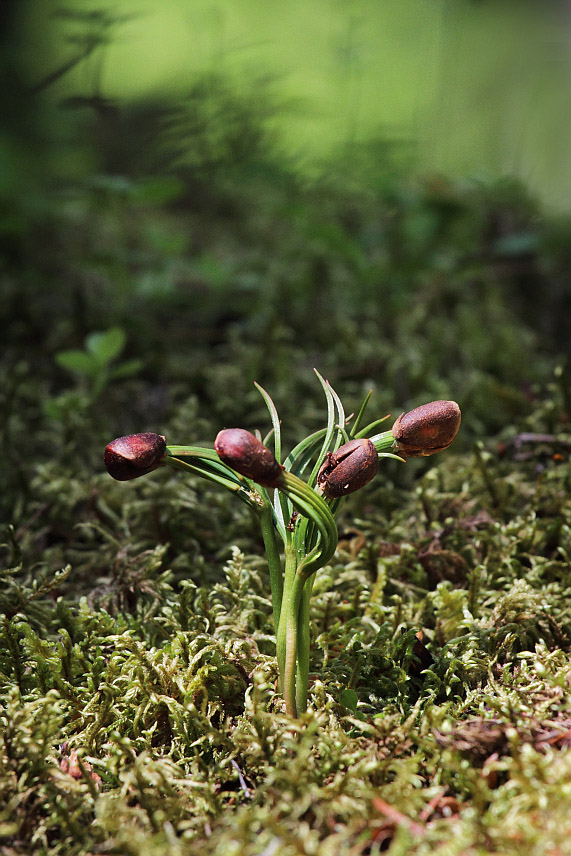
(2, 356), (571, 853)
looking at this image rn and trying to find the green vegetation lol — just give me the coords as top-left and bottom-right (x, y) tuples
(2, 10), (571, 852)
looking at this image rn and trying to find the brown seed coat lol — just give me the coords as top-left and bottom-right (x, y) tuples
(104, 433), (166, 480)
(214, 428), (283, 487)
(392, 401), (460, 457)
(318, 438), (379, 498)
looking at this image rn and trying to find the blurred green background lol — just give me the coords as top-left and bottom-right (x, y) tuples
(2, 0), (571, 525)
(14, 0), (571, 205)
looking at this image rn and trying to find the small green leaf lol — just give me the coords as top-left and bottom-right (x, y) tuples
(339, 688), (358, 712)
(109, 359), (144, 381)
(308, 370), (338, 487)
(86, 328), (126, 364)
(350, 389), (373, 438)
(254, 382), (292, 535)
(55, 350), (99, 377)
(356, 414), (391, 438)
(327, 380), (346, 436)
(254, 382), (282, 464)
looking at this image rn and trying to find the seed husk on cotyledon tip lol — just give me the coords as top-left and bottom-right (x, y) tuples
(391, 400), (461, 457)
(317, 438), (379, 498)
(104, 433), (167, 481)
(214, 428), (283, 487)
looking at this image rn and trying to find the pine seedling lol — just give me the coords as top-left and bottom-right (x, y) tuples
(105, 371), (460, 716)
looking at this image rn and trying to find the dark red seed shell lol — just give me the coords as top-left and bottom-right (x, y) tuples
(392, 401), (460, 457)
(318, 438), (379, 498)
(214, 428), (283, 487)
(104, 433), (166, 481)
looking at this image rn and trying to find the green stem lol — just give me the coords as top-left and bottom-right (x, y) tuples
(273, 472), (339, 715)
(259, 501), (284, 631)
(282, 571), (307, 717)
(276, 543), (299, 714)
(277, 546), (330, 716)
(295, 577), (313, 714)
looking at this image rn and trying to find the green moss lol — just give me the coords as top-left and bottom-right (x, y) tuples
(1, 411), (570, 854)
